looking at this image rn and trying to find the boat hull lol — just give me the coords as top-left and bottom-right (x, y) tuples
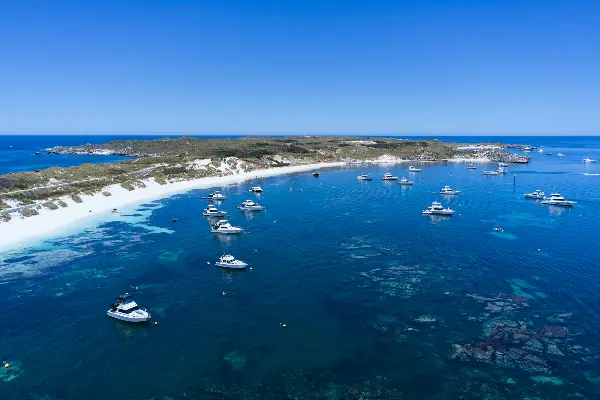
(215, 262), (247, 269)
(422, 211), (454, 216)
(541, 201), (575, 207)
(107, 310), (151, 323)
(211, 229), (243, 234)
(239, 206), (263, 211)
(203, 212), (227, 217)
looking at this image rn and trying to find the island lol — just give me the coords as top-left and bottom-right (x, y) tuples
(0, 136), (529, 248)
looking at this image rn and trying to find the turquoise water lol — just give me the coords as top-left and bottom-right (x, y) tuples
(1, 141), (600, 398)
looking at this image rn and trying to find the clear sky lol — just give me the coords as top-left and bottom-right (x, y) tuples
(1, 0), (599, 135)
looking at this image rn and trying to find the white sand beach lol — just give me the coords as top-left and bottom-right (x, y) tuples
(0, 162), (343, 251)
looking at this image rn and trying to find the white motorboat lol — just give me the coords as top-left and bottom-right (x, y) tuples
(107, 293), (151, 323)
(482, 170), (499, 175)
(582, 157), (598, 163)
(408, 166), (421, 172)
(312, 172), (320, 177)
(422, 201), (454, 216)
(203, 204), (227, 217)
(499, 162), (508, 167)
(440, 185), (460, 195)
(497, 167), (507, 174)
(382, 173), (398, 181)
(215, 255), (247, 269)
(357, 174), (372, 181)
(249, 186), (264, 193)
(211, 220), (243, 234)
(238, 200), (264, 211)
(207, 191), (227, 200)
(546, 152), (553, 156)
(541, 193), (577, 207)
(397, 177), (414, 185)
(467, 164), (477, 169)
(524, 189), (545, 199)
(556, 153), (565, 157)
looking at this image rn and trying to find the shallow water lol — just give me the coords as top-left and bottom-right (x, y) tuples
(1, 141), (600, 399)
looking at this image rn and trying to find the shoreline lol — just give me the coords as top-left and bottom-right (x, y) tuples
(0, 162), (344, 252)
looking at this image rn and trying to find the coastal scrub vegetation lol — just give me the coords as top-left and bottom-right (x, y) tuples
(42, 201), (59, 210)
(19, 207), (39, 217)
(0, 136), (529, 206)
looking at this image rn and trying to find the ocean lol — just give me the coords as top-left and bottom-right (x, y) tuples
(1, 135), (600, 399)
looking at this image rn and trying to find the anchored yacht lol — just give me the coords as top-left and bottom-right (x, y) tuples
(467, 164), (477, 169)
(312, 172), (320, 177)
(398, 177), (414, 185)
(238, 200), (264, 211)
(357, 174), (372, 181)
(382, 173), (398, 181)
(524, 189), (545, 199)
(249, 186), (264, 193)
(582, 157), (598, 163)
(557, 153), (565, 157)
(203, 204), (227, 217)
(211, 220), (243, 234)
(497, 167), (507, 174)
(215, 255), (247, 269)
(408, 166), (421, 172)
(499, 162), (508, 167)
(440, 185), (460, 195)
(422, 201), (454, 216)
(482, 170), (499, 175)
(207, 191), (227, 200)
(541, 193), (577, 207)
(107, 293), (151, 323)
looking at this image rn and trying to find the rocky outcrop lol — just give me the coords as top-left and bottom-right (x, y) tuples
(505, 144), (537, 151)
(46, 145), (150, 157)
(458, 150), (530, 163)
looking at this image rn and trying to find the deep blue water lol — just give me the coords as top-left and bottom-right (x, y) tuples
(1, 137), (600, 399)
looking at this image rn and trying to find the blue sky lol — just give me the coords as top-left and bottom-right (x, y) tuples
(1, 0), (599, 135)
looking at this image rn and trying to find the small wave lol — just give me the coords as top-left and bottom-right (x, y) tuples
(581, 173), (600, 176)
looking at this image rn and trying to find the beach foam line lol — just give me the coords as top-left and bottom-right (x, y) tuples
(0, 162), (344, 251)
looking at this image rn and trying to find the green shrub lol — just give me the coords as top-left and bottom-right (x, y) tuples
(70, 194), (83, 203)
(56, 199), (68, 208)
(102, 191), (112, 197)
(155, 176), (167, 185)
(120, 182), (135, 191)
(133, 180), (146, 189)
(42, 201), (59, 210)
(0, 212), (11, 222)
(0, 201), (10, 210)
(20, 207), (39, 217)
